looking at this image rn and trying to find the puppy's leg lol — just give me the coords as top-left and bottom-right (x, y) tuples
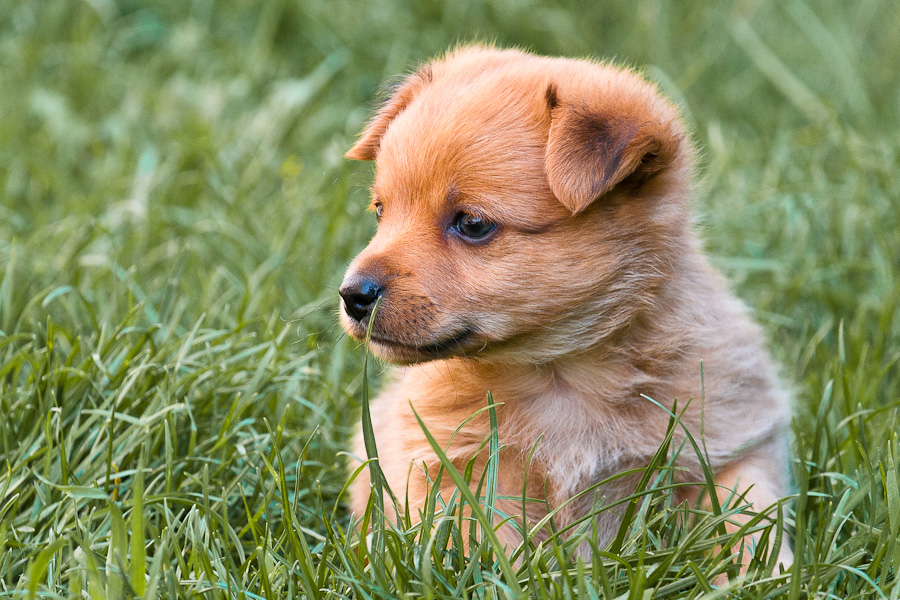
(709, 442), (794, 574)
(348, 392), (409, 521)
(348, 393), (482, 531)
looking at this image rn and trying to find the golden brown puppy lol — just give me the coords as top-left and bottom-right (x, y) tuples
(339, 46), (792, 567)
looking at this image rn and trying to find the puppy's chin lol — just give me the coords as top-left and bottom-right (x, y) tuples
(367, 332), (475, 365)
(339, 311), (477, 365)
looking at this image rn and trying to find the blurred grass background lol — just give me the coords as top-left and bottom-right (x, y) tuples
(1, 0), (899, 597)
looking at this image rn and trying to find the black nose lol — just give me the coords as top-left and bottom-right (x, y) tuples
(339, 277), (383, 322)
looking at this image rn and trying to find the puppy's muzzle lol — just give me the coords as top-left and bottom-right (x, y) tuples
(339, 275), (383, 322)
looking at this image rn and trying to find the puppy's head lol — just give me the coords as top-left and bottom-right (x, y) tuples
(339, 47), (692, 365)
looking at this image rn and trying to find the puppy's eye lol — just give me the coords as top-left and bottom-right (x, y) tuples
(374, 202), (384, 221)
(454, 211), (496, 240)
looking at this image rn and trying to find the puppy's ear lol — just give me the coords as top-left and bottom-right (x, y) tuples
(345, 66), (433, 161)
(544, 83), (680, 214)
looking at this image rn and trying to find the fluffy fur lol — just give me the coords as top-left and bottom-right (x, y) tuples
(339, 46), (792, 566)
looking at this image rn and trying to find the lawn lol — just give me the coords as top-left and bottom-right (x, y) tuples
(1, 1), (899, 598)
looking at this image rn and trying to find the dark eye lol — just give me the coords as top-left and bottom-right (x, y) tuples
(454, 211), (496, 240)
(374, 202), (383, 221)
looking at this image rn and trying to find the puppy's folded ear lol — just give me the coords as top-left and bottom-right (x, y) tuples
(544, 83), (681, 214)
(345, 66), (433, 161)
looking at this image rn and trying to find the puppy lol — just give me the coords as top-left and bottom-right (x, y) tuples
(339, 46), (792, 567)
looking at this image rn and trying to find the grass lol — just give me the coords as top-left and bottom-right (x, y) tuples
(1, 0), (899, 597)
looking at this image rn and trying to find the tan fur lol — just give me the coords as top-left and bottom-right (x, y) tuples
(340, 46), (792, 568)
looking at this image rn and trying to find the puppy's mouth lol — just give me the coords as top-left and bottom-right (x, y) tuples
(367, 328), (477, 364)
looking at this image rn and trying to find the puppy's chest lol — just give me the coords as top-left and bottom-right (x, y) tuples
(498, 391), (643, 499)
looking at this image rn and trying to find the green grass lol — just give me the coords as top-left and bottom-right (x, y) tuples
(1, 0), (899, 597)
